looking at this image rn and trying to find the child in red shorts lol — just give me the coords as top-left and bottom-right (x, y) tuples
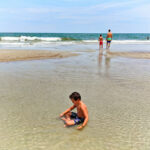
(99, 34), (103, 50)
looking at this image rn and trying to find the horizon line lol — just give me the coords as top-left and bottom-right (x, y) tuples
(0, 32), (150, 34)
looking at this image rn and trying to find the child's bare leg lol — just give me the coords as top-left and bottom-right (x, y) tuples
(62, 112), (75, 127)
(61, 112), (73, 127)
(61, 112), (71, 120)
(65, 119), (75, 127)
(62, 118), (75, 127)
(65, 112), (71, 120)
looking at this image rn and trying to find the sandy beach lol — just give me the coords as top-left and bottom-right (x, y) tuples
(0, 50), (78, 62)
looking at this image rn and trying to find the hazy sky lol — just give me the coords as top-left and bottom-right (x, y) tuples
(0, 0), (150, 33)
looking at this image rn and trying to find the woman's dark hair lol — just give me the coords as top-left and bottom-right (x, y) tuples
(108, 29), (111, 32)
(100, 34), (102, 36)
(69, 92), (81, 101)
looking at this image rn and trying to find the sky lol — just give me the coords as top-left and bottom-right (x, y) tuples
(0, 0), (150, 33)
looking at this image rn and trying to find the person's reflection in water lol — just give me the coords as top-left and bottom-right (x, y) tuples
(99, 47), (103, 55)
(98, 51), (111, 77)
(98, 52), (103, 67)
(98, 52), (103, 75)
(105, 55), (111, 70)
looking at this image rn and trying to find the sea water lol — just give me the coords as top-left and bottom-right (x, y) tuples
(0, 33), (150, 50)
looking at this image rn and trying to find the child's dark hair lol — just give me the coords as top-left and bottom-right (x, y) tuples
(100, 34), (102, 36)
(69, 92), (81, 101)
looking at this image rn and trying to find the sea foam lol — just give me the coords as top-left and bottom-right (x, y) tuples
(1, 36), (61, 42)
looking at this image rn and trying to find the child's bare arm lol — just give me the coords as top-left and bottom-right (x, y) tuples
(60, 105), (76, 117)
(77, 106), (88, 130)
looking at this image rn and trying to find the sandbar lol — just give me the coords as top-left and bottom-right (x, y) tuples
(0, 50), (79, 62)
(106, 51), (150, 59)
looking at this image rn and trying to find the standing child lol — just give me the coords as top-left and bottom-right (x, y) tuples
(99, 34), (103, 51)
(60, 92), (88, 130)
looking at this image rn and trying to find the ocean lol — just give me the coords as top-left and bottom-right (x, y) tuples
(0, 33), (150, 49)
(1, 33), (150, 41)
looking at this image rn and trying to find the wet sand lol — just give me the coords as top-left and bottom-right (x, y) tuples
(107, 51), (150, 59)
(0, 43), (150, 150)
(0, 50), (78, 62)
(0, 51), (150, 150)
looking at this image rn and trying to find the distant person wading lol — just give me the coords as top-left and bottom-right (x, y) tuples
(147, 36), (149, 40)
(106, 29), (113, 49)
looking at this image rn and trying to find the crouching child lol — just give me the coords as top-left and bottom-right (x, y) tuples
(60, 92), (88, 130)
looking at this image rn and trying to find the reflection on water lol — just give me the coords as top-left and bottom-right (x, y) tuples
(98, 51), (111, 78)
(0, 47), (150, 150)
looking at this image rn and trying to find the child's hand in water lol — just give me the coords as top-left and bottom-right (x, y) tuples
(77, 125), (83, 130)
(60, 113), (64, 118)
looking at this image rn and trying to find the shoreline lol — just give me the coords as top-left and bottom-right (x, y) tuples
(0, 50), (79, 62)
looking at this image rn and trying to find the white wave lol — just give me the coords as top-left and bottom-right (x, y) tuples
(1, 37), (20, 41)
(0, 42), (30, 45)
(0, 41), (77, 49)
(1, 37), (150, 45)
(82, 40), (98, 43)
(0, 36), (61, 42)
